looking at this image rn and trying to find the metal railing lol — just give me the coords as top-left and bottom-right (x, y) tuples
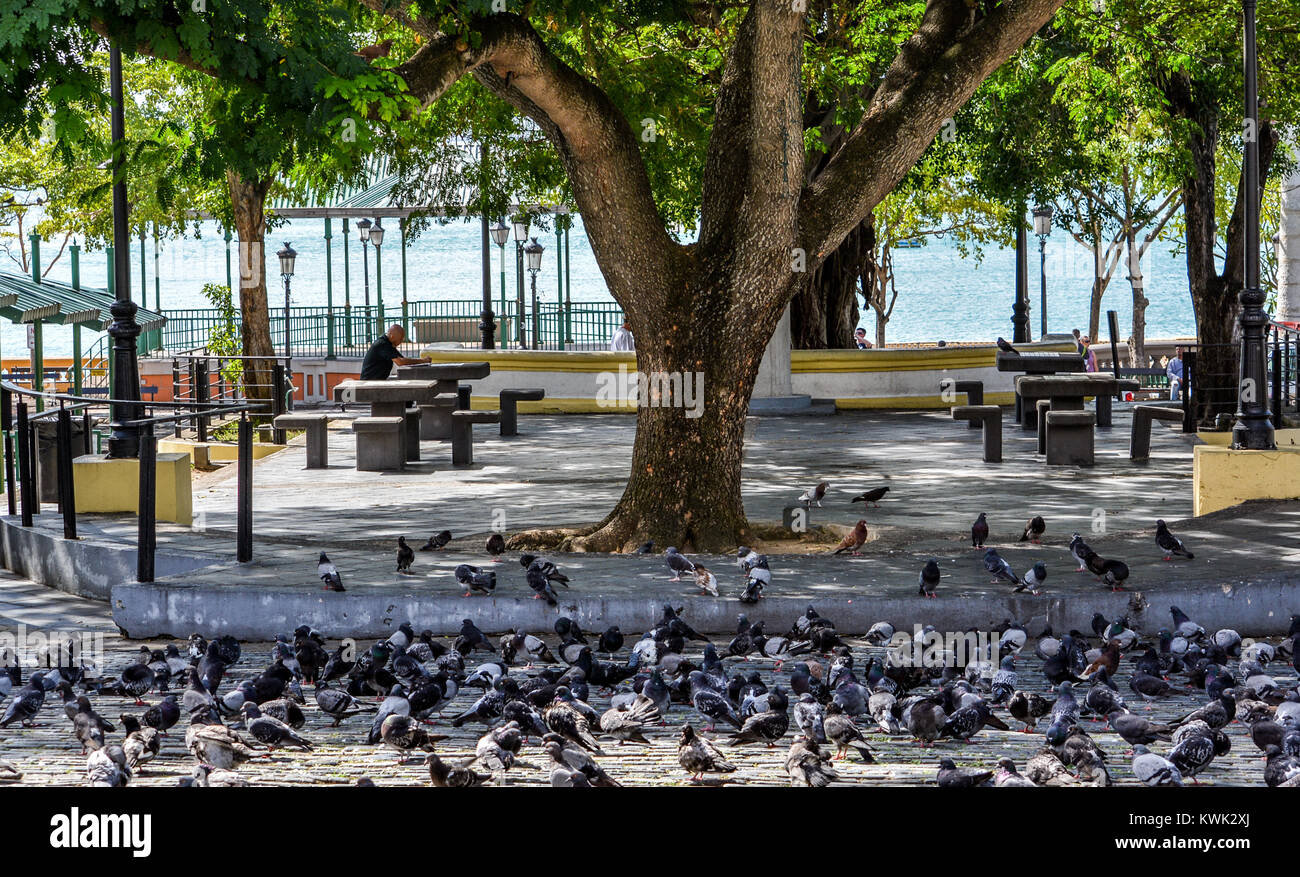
(1168, 322), (1299, 430)
(0, 380), (269, 583)
(169, 353), (294, 442)
(156, 299), (627, 357)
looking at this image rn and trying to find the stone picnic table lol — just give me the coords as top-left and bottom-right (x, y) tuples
(333, 378), (446, 466)
(1015, 373), (1139, 466)
(393, 361), (492, 439)
(996, 349), (1086, 429)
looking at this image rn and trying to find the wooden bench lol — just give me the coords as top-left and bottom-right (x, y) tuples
(451, 409), (500, 466)
(1045, 410), (1096, 466)
(940, 379), (984, 429)
(352, 416), (405, 471)
(950, 404), (1002, 463)
(1129, 404), (1184, 462)
(272, 413), (332, 469)
(500, 388), (546, 436)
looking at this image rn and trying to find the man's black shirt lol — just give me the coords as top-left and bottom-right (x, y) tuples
(360, 335), (401, 380)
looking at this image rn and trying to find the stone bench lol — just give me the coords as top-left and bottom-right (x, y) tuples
(272, 413), (332, 469)
(950, 404), (1002, 463)
(1045, 410), (1096, 466)
(1129, 404), (1184, 462)
(941, 379), (984, 429)
(500, 388), (546, 436)
(415, 393), (459, 441)
(451, 409), (500, 466)
(352, 416), (405, 471)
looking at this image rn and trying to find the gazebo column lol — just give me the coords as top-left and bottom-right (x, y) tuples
(324, 217), (335, 358)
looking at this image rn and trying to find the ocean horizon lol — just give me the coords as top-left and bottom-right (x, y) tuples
(1, 215), (1200, 359)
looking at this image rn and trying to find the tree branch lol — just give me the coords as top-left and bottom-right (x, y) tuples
(797, 0), (1065, 266)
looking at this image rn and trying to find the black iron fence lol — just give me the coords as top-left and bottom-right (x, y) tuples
(1161, 323), (1299, 430)
(169, 352), (294, 441)
(0, 380), (269, 583)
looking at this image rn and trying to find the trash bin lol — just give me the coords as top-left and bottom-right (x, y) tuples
(35, 416), (95, 504)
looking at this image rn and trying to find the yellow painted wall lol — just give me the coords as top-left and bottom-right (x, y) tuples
(158, 439), (284, 463)
(1196, 429), (1300, 447)
(71, 453), (193, 526)
(1193, 445), (1300, 516)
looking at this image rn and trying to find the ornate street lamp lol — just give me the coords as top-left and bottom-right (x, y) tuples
(1033, 205), (1053, 339)
(1234, 0), (1275, 449)
(277, 242), (297, 360)
(371, 220), (385, 336)
(490, 219), (510, 348)
(513, 215), (530, 346)
(524, 236), (545, 350)
(356, 218), (372, 336)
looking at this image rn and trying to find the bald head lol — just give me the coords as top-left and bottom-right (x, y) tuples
(385, 323), (406, 344)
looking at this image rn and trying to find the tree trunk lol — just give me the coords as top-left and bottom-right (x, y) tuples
(1278, 156), (1300, 324)
(1127, 231), (1148, 365)
(570, 268), (785, 553)
(791, 217), (868, 349)
(227, 170), (275, 408)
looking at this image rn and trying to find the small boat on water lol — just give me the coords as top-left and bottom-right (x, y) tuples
(894, 238), (923, 249)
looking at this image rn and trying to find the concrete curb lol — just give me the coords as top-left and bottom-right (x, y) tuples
(112, 568), (1300, 640)
(0, 516), (222, 601)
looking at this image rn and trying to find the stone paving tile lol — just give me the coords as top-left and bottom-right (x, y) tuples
(0, 583), (1286, 787)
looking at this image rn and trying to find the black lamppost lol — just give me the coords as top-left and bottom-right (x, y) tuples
(357, 218), (372, 338)
(1012, 202), (1030, 344)
(277, 243), (297, 360)
(490, 219), (510, 348)
(512, 215), (529, 346)
(371, 219), (385, 337)
(1234, 0), (1275, 450)
(524, 237), (545, 350)
(106, 43), (142, 459)
(1033, 205), (1053, 339)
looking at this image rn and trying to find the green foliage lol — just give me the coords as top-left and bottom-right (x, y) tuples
(200, 282), (244, 385)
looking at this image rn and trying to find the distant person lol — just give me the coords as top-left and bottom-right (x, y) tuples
(610, 316), (635, 351)
(1072, 328), (1085, 355)
(1081, 335), (1098, 372)
(1167, 348), (1187, 401)
(936, 340), (947, 348)
(854, 327), (873, 349)
(360, 323), (423, 380)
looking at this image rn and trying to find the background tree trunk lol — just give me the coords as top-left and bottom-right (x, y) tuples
(1127, 231), (1149, 365)
(227, 170), (275, 409)
(791, 217), (869, 348)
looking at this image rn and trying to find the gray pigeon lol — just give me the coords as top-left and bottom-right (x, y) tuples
(318, 552), (344, 591)
(664, 547), (696, 582)
(984, 549), (1020, 586)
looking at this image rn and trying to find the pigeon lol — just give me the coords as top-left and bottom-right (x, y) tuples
(543, 688), (603, 753)
(997, 337), (1019, 354)
(419, 529), (452, 551)
(1, 675), (45, 727)
(1026, 748), (1079, 785)
(1019, 515), (1045, 543)
(1129, 670), (1173, 705)
(729, 707), (791, 747)
(241, 702), (314, 751)
(1107, 711), (1173, 747)
(1170, 606), (1204, 641)
(677, 724), (736, 781)
(1131, 744), (1183, 786)
(314, 682), (376, 727)
(1017, 561), (1047, 595)
(457, 619), (496, 654)
(971, 512), (988, 548)
(519, 554), (570, 587)
(485, 533), (505, 559)
(1087, 554), (1130, 590)
(984, 548), (1020, 587)
(525, 565), (559, 605)
(1069, 532), (1095, 571)
(936, 757), (993, 788)
(786, 738), (838, 787)
(1155, 519), (1194, 560)
(455, 564), (496, 597)
(798, 480), (829, 508)
(993, 757), (1036, 787)
(427, 752), (488, 787)
(634, 540), (655, 555)
(692, 564), (719, 597)
(119, 714), (159, 771)
(918, 559), (940, 598)
(318, 552), (344, 591)
(503, 631), (556, 666)
(833, 520), (868, 556)
(395, 537), (415, 573)
(664, 547), (695, 582)
(182, 763), (249, 787)
(597, 626), (623, 658)
(688, 671), (741, 732)
(1168, 729), (1219, 783)
(850, 486), (889, 507)
(823, 701), (874, 761)
(543, 734), (620, 786)
(71, 696), (114, 753)
(598, 696), (658, 745)
(1264, 744), (1300, 787)
(86, 746), (131, 787)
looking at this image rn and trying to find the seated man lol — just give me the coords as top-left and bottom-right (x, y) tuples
(1166, 348), (1186, 401)
(360, 323), (424, 380)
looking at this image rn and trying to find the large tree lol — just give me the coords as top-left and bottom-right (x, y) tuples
(2, 0), (1064, 550)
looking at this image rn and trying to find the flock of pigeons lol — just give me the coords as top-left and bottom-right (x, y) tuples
(3, 584), (1297, 787)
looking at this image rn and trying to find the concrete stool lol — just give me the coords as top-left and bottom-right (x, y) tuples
(451, 409), (500, 466)
(950, 404), (1002, 463)
(1035, 400), (1052, 455)
(1129, 404), (1183, 462)
(353, 416), (405, 471)
(1095, 378), (1142, 428)
(417, 393), (458, 440)
(1045, 410), (1096, 466)
(273, 413), (331, 469)
(402, 407), (422, 462)
(941, 379), (984, 428)
(500, 388), (546, 436)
